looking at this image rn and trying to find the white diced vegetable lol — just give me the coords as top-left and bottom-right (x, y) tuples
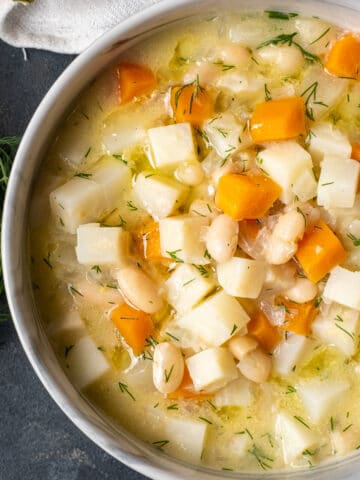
(213, 377), (253, 408)
(178, 290), (249, 347)
(217, 257), (266, 298)
(67, 336), (110, 389)
(297, 66), (348, 122)
(312, 304), (359, 356)
(75, 223), (129, 266)
(164, 417), (208, 464)
(133, 173), (188, 220)
(229, 17), (286, 48)
(203, 112), (252, 158)
(50, 177), (104, 234)
(165, 264), (215, 314)
(148, 123), (198, 170)
(297, 381), (349, 423)
(308, 122), (351, 163)
(295, 18), (335, 55)
(159, 215), (210, 265)
(50, 158), (131, 234)
(317, 157), (360, 209)
(48, 310), (85, 337)
(324, 267), (360, 311)
(276, 412), (319, 464)
(330, 430), (357, 456)
(273, 334), (317, 376)
(186, 347), (239, 392)
(291, 169), (317, 202)
(217, 71), (264, 98)
(91, 158), (131, 210)
(258, 141), (314, 204)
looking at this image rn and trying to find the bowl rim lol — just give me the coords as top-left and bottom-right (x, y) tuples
(3, 0), (360, 479)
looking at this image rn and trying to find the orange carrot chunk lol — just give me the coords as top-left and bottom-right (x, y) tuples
(351, 143), (360, 162)
(134, 221), (166, 261)
(296, 219), (347, 284)
(277, 297), (317, 336)
(170, 84), (214, 124)
(117, 63), (157, 103)
(112, 304), (152, 355)
(250, 97), (306, 143)
(247, 310), (282, 352)
(325, 34), (360, 80)
(215, 172), (281, 221)
(168, 367), (212, 400)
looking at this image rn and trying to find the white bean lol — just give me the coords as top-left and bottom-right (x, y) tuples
(265, 210), (306, 265)
(217, 43), (250, 67)
(257, 44), (304, 76)
(285, 277), (318, 303)
(115, 266), (163, 314)
(153, 342), (185, 394)
(183, 61), (219, 85)
(228, 335), (258, 361)
(175, 162), (204, 186)
(206, 214), (239, 263)
(237, 348), (272, 383)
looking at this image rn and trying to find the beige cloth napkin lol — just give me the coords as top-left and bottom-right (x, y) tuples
(0, 0), (162, 54)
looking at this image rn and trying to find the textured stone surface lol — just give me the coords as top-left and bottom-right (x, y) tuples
(0, 39), (147, 480)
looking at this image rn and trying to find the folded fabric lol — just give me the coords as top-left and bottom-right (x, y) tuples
(0, 0), (162, 54)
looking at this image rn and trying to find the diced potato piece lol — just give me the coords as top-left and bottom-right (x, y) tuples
(67, 336), (110, 389)
(292, 169), (317, 202)
(331, 430), (358, 456)
(295, 18), (335, 55)
(296, 220), (346, 283)
(229, 17), (283, 48)
(276, 412), (319, 464)
(159, 215), (209, 265)
(165, 264), (215, 314)
(50, 158), (131, 234)
(297, 381), (349, 423)
(317, 156), (360, 209)
(215, 172), (281, 219)
(308, 122), (351, 163)
(217, 71), (264, 98)
(186, 347), (239, 392)
(258, 141), (314, 204)
(148, 123), (198, 170)
(217, 257), (266, 298)
(164, 416), (208, 464)
(50, 177), (104, 234)
(297, 66), (348, 121)
(203, 112), (252, 158)
(48, 310), (85, 338)
(213, 377), (253, 408)
(323, 267), (360, 311)
(75, 223), (129, 266)
(273, 334), (317, 376)
(250, 97), (306, 143)
(133, 173), (188, 220)
(325, 34), (360, 80)
(178, 290), (249, 347)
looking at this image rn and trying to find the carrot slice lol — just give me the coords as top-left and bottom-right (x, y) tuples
(351, 143), (360, 162)
(117, 63), (156, 103)
(247, 310), (282, 352)
(168, 367), (212, 400)
(134, 221), (167, 261)
(238, 219), (262, 241)
(250, 97), (306, 143)
(296, 219), (347, 284)
(277, 297), (317, 336)
(215, 172), (281, 220)
(325, 34), (360, 80)
(112, 304), (152, 355)
(170, 83), (214, 124)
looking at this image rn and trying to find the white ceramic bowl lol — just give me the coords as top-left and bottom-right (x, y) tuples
(3, 1), (360, 478)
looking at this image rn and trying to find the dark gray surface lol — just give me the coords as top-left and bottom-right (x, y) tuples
(0, 39), (148, 480)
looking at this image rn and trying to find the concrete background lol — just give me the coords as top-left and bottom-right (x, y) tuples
(0, 39), (148, 480)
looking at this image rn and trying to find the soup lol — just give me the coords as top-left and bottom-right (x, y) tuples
(30, 10), (360, 472)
